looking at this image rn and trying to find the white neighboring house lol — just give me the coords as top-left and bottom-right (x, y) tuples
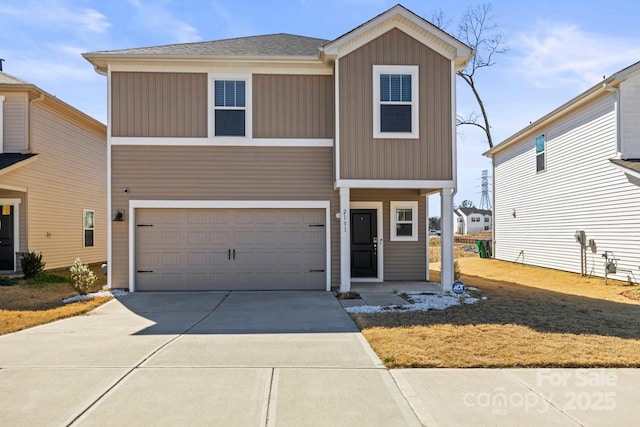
(485, 60), (640, 283)
(454, 207), (492, 234)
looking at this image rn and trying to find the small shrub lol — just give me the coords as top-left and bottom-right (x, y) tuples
(69, 258), (97, 295)
(454, 260), (461, 281)
(21, 252), (46, 279)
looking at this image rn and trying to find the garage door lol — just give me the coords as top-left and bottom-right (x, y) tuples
(135, 208), (326, 291)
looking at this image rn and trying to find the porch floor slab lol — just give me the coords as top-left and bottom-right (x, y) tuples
(351, 281), (441, 293)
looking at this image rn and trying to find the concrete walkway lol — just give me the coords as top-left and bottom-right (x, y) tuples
(1, 291), (637, 426)
(0, 291), (420, 426)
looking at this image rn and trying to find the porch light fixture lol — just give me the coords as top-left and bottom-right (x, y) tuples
(113, 210), (124, 222)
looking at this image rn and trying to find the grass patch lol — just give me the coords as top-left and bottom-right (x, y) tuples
(352, 258), (640, 368)
(0, 298), (110, 335)
(0, 262), (109, 335)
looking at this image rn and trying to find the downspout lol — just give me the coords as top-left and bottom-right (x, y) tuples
(27, 92), (45, 153)
(603, 83), (621, 157)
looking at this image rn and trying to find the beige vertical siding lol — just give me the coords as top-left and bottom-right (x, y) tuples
(111, 146), (339, 288)
(0, 100), (107, 269)
(339, 28), (452, 180)
(253, 75), (334, 138)
(351, 189), (426, 280)
(111, 72), (207, 137)
(2, 92), (28, 152)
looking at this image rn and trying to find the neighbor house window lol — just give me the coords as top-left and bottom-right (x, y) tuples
(210, 74), (252, 138)
(373, 65), (419, 139)
(471, 217), (480, 223)
(83, 210), (94, 248)
(390, 201), (418, 241)
(536, 134), (546, 172)
(484, 217), (490, 222)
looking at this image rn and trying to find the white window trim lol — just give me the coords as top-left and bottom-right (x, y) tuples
(83, 209), (95, 248)
(536, 134), (546, 173)
(390, 201), (418, 241)
(372, 65), (419, 139)
(208, 73), (252, 139)
(0, 96), (5, 154)
(350, 201), (384, 282)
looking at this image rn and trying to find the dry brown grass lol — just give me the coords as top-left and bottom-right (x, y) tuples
(352, 259), (640, 368)
(0, 298), (110, 335)
(0, 263), (109, 335)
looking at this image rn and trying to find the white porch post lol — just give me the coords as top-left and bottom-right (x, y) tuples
(339, 187), (351, 292)
(440, 188), (455, 291)
(425, 196), (430, 281)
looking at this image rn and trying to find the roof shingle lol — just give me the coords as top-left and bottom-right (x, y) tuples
(88, 33), (330, 58)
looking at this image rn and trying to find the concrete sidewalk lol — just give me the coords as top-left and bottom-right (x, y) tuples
(0, 291), (420, 426)
(1, 291), (637, 426)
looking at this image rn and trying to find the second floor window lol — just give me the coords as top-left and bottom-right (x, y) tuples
(484, 217), (490, 222)
(373, 65), (419, 139)
(536, 134), (546, 172)
(471, 217), (480, 222)
(214, 80), (246, 136)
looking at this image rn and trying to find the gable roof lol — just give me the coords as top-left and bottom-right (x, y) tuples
(0, 153), (38, 176)
(0, 72), (30, 85)
(455, 207), (492, 217)
(485, 60), (640, 157)
(322, 4), (473, 70)
(86, 33), (330, 59)
(0, 72), (105, 135)
(84, 5), (473, 72)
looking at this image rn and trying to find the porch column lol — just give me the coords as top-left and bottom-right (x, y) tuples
(440, 188), (455, 291)
(425, 196), (430, 281)
(339, 187), (351, 292)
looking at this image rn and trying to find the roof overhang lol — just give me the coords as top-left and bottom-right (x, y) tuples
(610, 158), (640, 181)
(83, 53), (327, 75)
(322, 5), (473, 70)
(0, 154), (38, 177)
(485, 60), (640, 158)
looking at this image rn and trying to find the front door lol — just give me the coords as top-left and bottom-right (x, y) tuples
(0, 206), (14, 270)
(351, 209), (377, 278)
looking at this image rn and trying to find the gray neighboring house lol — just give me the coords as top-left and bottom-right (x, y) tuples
(84, 5), (473, 292)
(0, 72), (107, 271)
(454, 207), (492, 234)
(485, 60), (640, 283)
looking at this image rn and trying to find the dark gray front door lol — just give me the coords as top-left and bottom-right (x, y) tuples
(0, 206), (14, 270)
(350, 209), (377, 278)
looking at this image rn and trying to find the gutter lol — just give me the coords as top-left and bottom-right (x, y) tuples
(484, 76), (620, 158)
(27, 92), (45, 152)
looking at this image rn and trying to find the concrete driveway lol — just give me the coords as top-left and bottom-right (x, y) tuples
(0, 291), (420, 426)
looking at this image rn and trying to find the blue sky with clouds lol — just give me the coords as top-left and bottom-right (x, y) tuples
(1, 0), (640, 211)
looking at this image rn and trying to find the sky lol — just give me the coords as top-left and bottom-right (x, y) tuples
(2, 0), (640, 214)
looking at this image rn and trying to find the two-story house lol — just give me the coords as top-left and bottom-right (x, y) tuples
(485, 60), (640, 283)
(84, 5), (473, 292)
(0, 72), (107, 271)
(454, 207), (492, 234)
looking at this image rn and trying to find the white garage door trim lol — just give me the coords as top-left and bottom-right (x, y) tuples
(128, 200), (332, 292)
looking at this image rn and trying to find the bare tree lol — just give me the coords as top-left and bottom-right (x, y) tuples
(459, 200), (476, 209)
(434, 4), (508, 149)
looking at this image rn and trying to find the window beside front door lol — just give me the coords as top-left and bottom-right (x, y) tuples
(83, 209), (95, 248)
(390, 201), (418, 241)
(373, 65), (419, 139)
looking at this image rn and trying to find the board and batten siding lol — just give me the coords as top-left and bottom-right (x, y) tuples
(620, 71), (640, 158)
(253, 74), (334, 139)
(339, 28), (452, 181)
(494, 93), (640, 282)
(0, 101), (107, 269)
(351, 189), (426, 280)
(2, 92), (28, 152)
(111, 72), (208, 138)
(110, 146), (339, 288)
